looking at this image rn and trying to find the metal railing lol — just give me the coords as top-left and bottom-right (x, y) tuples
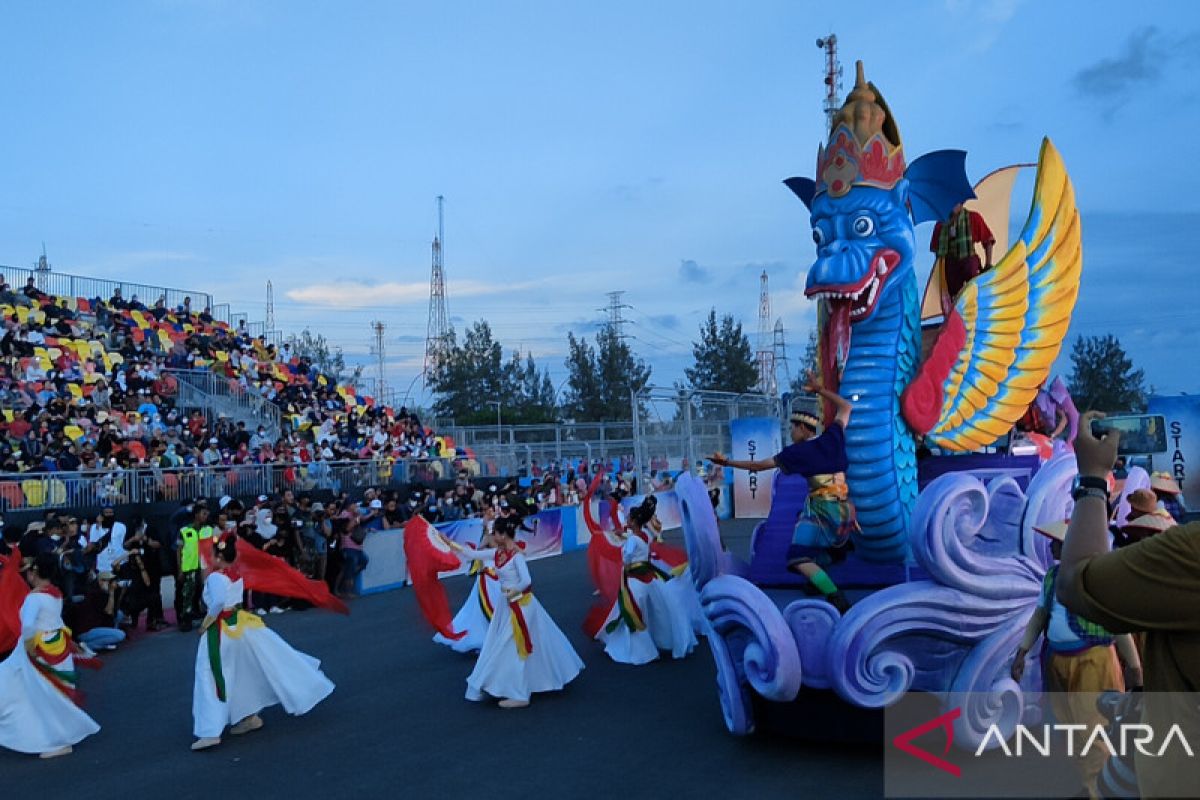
(0, 457), (501, 512)
(0, 263), (213, 312)
(167, 369), (282, 438)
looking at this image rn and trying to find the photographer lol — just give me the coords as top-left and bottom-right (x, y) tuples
(69, 571), (126, 653)
(120, 519), (167, 632)
(87, 508), (128, 578)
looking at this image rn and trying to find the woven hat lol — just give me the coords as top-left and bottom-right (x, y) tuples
(1122, 512), (1174, 535)
(1128, 489), (1161, 516)
(1150, 472), (1181, 495)
(789, 411), (821, 431)
(1033, 519), (1069, 542)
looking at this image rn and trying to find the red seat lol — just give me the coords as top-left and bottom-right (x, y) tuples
(76, 298), (91, 313)
(0, 481), (24, 509)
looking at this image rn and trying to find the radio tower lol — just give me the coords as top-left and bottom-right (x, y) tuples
(423, 195), (450, 382)
(371, 320), (387, 399)
(773, 318), (790, 391)
(816, 34), (843, 133)
(265, 280), (275, 333)
(756, 271), (777, 395)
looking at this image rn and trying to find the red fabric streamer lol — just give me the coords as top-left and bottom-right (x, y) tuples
(650, 541), (689, 570)
(0, 548), (29, 653)
(582, 475), (624, 638)
(403, 515), (465, 640)
(204, 538), (349, 615)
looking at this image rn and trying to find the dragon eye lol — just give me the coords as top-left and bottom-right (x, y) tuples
(852, 215), (875, 237)
(812, 227), (825, 246)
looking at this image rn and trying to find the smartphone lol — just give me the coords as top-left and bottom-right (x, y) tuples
(1090, 414), (1167, 455)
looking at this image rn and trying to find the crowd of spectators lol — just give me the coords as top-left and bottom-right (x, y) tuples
(0, 276), (450, 490)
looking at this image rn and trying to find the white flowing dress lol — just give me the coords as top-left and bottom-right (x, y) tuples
(0, 590), (100, 754)
(192, 570), (335, 738)
(460, 548), (583, 702)
(596, 533), (697, 665)
(433, 563), (503, 654)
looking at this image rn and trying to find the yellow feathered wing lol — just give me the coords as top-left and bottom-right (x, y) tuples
(923, 138), (1083, 452)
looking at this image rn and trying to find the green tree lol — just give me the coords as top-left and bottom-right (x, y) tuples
(288, 328), (363, 383)
(500, 351), (558, 424)
(1067, 334), (1147, 413)
(561, 332), (602, 421)
(790, 327), (820, 395)
(562, 326), (651, 421)
(429, 321), (505, 425)
(595, 324), (652, 420)
(685, 309), (758, 393)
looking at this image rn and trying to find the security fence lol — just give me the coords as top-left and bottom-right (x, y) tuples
(0, 456), (517, 513)
(168, 369), (282, 438)
(1, 263), (213, 312)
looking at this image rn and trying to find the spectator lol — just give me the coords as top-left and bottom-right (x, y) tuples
(87, 508), (128, 576)
(336, 513), (369, 597)
(68, 572), (127, 652)
(1056, 411), (1200, 798)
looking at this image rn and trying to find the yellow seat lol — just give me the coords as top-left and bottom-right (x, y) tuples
(15, 306), (28, 324)
(30, 309), (45, 325)
(22, 480), (45, 507)
(67, 384), (83, 399)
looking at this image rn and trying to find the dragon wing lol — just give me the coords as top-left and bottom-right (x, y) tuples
(901, 138), (1082, 451)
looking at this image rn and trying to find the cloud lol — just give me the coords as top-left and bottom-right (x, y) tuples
(394, 334), (425, 343)
(943, 0), (1025, 53)
(679, 259), (710, 284)
(285, 278), (540, 309)
(1072, 27), (1163, 117)
(650, 314), (680, 330)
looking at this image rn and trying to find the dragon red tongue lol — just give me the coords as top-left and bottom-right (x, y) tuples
(821, 299), (852, 399)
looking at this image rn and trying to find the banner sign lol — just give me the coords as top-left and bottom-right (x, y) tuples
(729, 417), (781, 518)
(1147, 395), (1200, 511)
(620, 490), (682, 530)
(434, 508), (565, 577)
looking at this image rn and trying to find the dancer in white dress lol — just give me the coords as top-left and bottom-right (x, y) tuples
(192, 536), (335, 750)
(0, 554), (100, 759)
(643, 498), (706, 636)
(596, 502), (697, 665)
(457, 516), (583, 708)
(434, 510), (503, 653)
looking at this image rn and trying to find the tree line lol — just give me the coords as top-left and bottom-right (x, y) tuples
(427, 313), (1150, 425)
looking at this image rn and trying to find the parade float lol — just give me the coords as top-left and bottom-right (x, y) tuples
(675, 60), (1122, 745)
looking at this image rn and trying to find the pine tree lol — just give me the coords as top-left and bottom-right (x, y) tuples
(562, 333), (602, 421)
(429, 321), (506, 425)
(685, 309), (758, 393)
(1067, 334), (1147, 413)
(595, 324), (652, 420)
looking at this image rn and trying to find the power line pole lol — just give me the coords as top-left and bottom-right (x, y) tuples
(773, 318), (790, 391)
(816, 34), (843, 134)
(599, 290), (631, 338)
(371, 319), (387, 400)
(756, 271), (777, 396)
(423, 195), (450, 384)
(265, 280), (275, 333)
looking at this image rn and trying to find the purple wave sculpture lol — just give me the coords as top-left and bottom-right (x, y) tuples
(700, 574), (802, 735)
(675, 472), (729, 591)
(826, 454), (1077, 748)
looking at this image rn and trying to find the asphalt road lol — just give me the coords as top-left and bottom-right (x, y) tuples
(4, 520), (883, 799)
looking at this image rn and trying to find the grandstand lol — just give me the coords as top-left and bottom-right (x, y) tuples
(0, 264), (466, 515)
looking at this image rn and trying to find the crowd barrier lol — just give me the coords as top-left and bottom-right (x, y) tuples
(0, 458), (476, 512)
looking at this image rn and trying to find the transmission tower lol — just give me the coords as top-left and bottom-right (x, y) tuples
(816, 34), (843, 134)
(756, 271), (777, 396)
(371, 320), (387, 399)
(599, 291), (632, 338)
(773, 318), (790, 391)
(423, 195), (450, 382)
(265, 280), (275, 333)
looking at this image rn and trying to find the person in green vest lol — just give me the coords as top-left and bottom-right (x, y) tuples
(176, 505), (215, 632)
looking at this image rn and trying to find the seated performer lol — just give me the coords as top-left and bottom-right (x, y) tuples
(1011, 519), (1142, 795)
(457, 516), (583, 708)
(433, 507), (503, 654)
(931, 202), (994, 318)
(191, 535), (335, 751)
(710, 373), (856, 612)
(0, 553), (100, 759)
(596, 500), (697, 665)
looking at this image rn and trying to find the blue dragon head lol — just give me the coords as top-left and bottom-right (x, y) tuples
(784, 62), (973, 392)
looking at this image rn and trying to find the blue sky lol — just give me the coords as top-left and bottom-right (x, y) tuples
(1, 0), (1198, 405)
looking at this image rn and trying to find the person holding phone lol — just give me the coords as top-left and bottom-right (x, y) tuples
(1055, 411), (1200, 798)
